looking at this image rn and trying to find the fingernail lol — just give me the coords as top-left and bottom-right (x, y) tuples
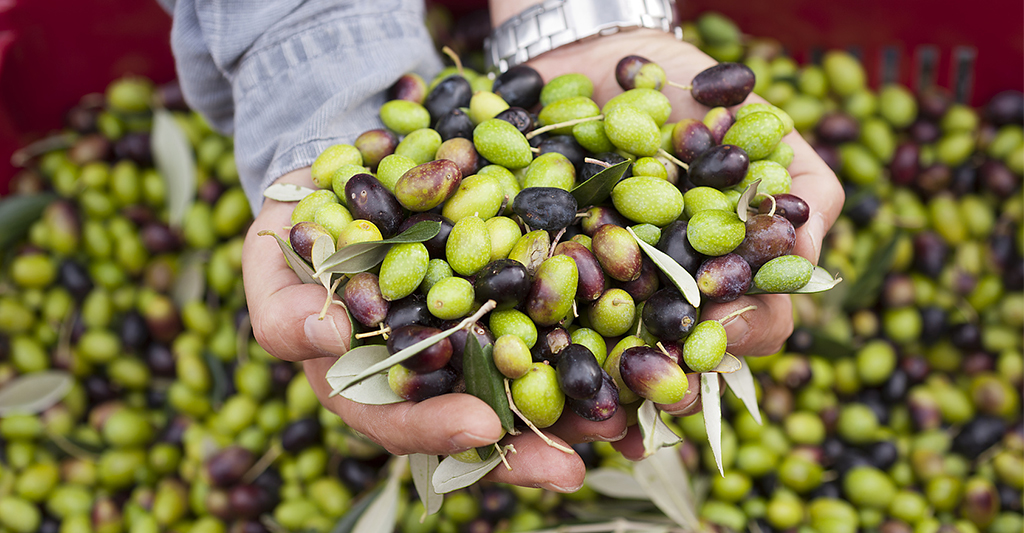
(450, 431), (493, 449)
(541, 481), (582, 493)
(304, 315), (347, 356)
(661, 377), (700, 416)
(723, 314), (750, 348)
(807, 212), (827, 264)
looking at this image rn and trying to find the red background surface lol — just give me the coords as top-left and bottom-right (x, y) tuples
(0, 0), (1021, 193)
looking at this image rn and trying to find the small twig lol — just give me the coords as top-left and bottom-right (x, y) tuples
(354, 323), (391, 340)
(657, 148), (689, 170)
(548, 227), (567, 258)
(317, 276), (345, 320)
(530, 146), (541, 153)
(667, 81), (693, 91)
(47, 431), (99, 462)
(496, 443), (515, 471)
(526, 115), (604, 140)
(584, 157), (612, 168)
(242, 443), (283, 484)
(504, 379), (575, 454)
(441, 46), (463, 77)
(656, 342), (670, 358)
(572, 299), (579, 318)
(766, 194), (778, 218)
(10, 133), (77, 167)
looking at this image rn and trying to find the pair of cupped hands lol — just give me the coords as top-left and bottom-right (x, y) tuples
(241, 29), (844, 493)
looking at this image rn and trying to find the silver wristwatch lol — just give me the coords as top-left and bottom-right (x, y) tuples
(484, 0), (680, 73)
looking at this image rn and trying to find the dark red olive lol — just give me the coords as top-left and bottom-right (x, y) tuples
(345, 173), (405, 237)
(556, 344), (602, 400)
(759, 193), (810, 228)
(641, 288), (698, 342)
(206, 446), (256, 488)
(687, 144), (749, 189)
(690, 63), (756, 108)
(492, 65), (544, 109)
(553, 241), (605, 302)
(495, 107), (534, 134)
(513, 187), (578, 231)
(280, 418), (322, 453)
(388, 325), (452, 373)
(473, 259), (531, 310)
(569, 370), (619, 422)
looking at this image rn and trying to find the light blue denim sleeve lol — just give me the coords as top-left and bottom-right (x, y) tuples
(161, 0), (444, 212)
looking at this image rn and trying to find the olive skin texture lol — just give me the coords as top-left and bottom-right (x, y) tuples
(691, 62), (756, 107)
(687, 144), (750, 189)
(512, 187), (579, 231)
(345, 173), (405, 237)
(525, 255), (578, 327)
(342, 272), (390, 328)
(492, 65), (544, 109)
(394, 159), (462, 212)
(555, 344), (603, 400)
(618, 346), (689, 405)
(387, 325), (452, 373)
(641, 288), (698, 341)
(568, 370), (620, 421)
(553, 240), (605, 302)
(473, 259), (531, 311)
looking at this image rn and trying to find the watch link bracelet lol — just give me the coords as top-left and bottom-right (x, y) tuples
(484, 0), (680, 73)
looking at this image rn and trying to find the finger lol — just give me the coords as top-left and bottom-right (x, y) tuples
(243, 170), (354, 362)
(610, 425), (645, 461)
(700, 294), (793, 357)
(656, 372), (703, 416)
(785, 133), (846, 265)
(547, 406), (629, 444)
(484, 431), (587, 493)
(304, 357), (506, 456)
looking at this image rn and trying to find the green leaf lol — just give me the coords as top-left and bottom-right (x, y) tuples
(0, 370), (73, 416)
(627, 227), (701, 308)
(807, 329), (856, 360)
(352, 459), (403, 533)
(151, 109), (196, 228)
(204, 353), (229, 409)
(171, 251), (208, 310)
(312, 233), (336, 288)
(410, 454), (443, 517)
(316, 221), (441, 276)
(701, 373), (724, 477)
(0, 193), (56, 252)
(745, 265), (843, 295)
(632, 446), (701, 531)
(637, 400), (681, 458)
(432, 448), (508, 493)
(324, 345), (405, 405)
(736, 179), (761, 222)
(462, 336), (515, 433)
(842, 232), (901, 311)
(570, 160), (632, 207)
(709, 353), (741, 374)
(721, 356), (761, 425)
(585, 468), (650, 500)
(264, 183), (316, 202)
(259, 230), (318, 285)
(328, 487), (382, 533)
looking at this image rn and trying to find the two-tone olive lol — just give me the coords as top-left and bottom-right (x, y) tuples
(473, 259), (531, 311)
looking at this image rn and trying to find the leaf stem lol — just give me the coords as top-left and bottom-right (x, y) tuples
(441, 46), (463, 77)
(526, 115), (604, 140)
(503, 379), (575, 454)
(242, 443), (283, 484)
(47, 431), (99, 462)
(584, 157), (612, 168)
(657, 148), (689, 170)
(317, 276), (345, 320)
(765, 194), (778, 218)
(354, 324), (391, 340)
(667, 81), (693, 91)
(495, 443), (515, 471)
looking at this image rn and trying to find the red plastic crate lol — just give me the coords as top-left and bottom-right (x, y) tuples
(1, 0), (1021, 194)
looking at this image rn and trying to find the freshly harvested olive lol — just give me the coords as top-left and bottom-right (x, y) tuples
(507, 229), (551, 276)
(602, 88), (671, 126)
(672, 119), (716, 163)
(610, 176), (685, 226)
(734, 214), (796, 271)
(587, 288), (636, 338)
(425, 276), (474, 320)
(513, 187), (578, 231)
(642, 288), (698, 341)
(753, 255), (814, 293)
(380, 100), (430, 135)
(616, 257), (660, 301)
(723, 112), (786, 161)
(492, 65), (544, 109)
(434, 137), (479, 178)
(687, 209), (746, 257)
(619, 346), (689, 405)
(592, 224), (642, 282)
(473, 259), (531, 311)
(354, 129), (398, 170)
(682, 320), (728, 372)
(532, 326), (572, 365)
(470, 90), (510, 125)
(206, 446), (256, 487)
(541, 73), (595, 106)
(394, 159), (462, 212)
(435, 108), (475, 141)
(604, 104), (661, 156)
(657, 221), (706, 275)
(568, 370), (619, 421)
(289, 221), (331, 264)
(553, 241), (605, 302)
(580, 205), (629, 236)
(759, 193), (809, 228)
(494, 107), (534, 134)
(524, 152), (575, 190)
(511, 362), (565, 428)
(344, 174), (404, 237)
(388, 325), (452, 373)
(473, 119), (533, 169)
(280, 419), (321, 453)
(343, 272), (390, 328)
(704, 106), (734, 144)
(579, 151), (633, 182)
(395, 128), (442, 164)
(399, 213), (453, 259)
(446, 216), (491, 276)
(556, 344), (602, 399)
(691, 63), (756, 107)
(378, 243), (429, 301)
(615, 55), (666, 91)
(538, 135), (586, 170)
(696, 254), (752, 303)
(388, 364), (457, 402)
(688, 144), (750, 189)
(388, 73), (427, 103)
(493, 334), (533, 379)
(423, 75), (472, 122)
(526, 255), (578, 327)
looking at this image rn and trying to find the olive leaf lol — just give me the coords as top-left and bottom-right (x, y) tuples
(432, 446), (511, 494)
(584, 468), (650, 500)
(351, 456), (404, 533)
(632, 446), (701, 532)
(627, 227), (701, 308)
(570, 160), (632, 207)
(0, 193), (55, 253)
(637, 400), (682, 458)
(315, 221), (441, 276)
(736, 179), (761, 222)
(328, 486), (382, 533)
(410, 454), (443, 517)
(263, 183), (316, 202)
(0, 370), (73, 416)
(312, 233), (336, 289)
(746, 266), (843, 295)
(259, 230), (318, 285)
(463, 336), (515, 433)
(9, 133), (76, 168)
(151, 109), (196, 228)
(171, 251), (208, 310)
(324, 345), (404, 405)
(328, 301), (495, 397)
(709, 352), (741, 374)
(722, 355), (762, 425)
(204, 353), (230, 409)
(842, 232), (901, 311)
(701, 372), (724, 477)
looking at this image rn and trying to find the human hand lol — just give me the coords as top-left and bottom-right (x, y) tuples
(518, 29), (845, 459)
(242, 167), (627, 492)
